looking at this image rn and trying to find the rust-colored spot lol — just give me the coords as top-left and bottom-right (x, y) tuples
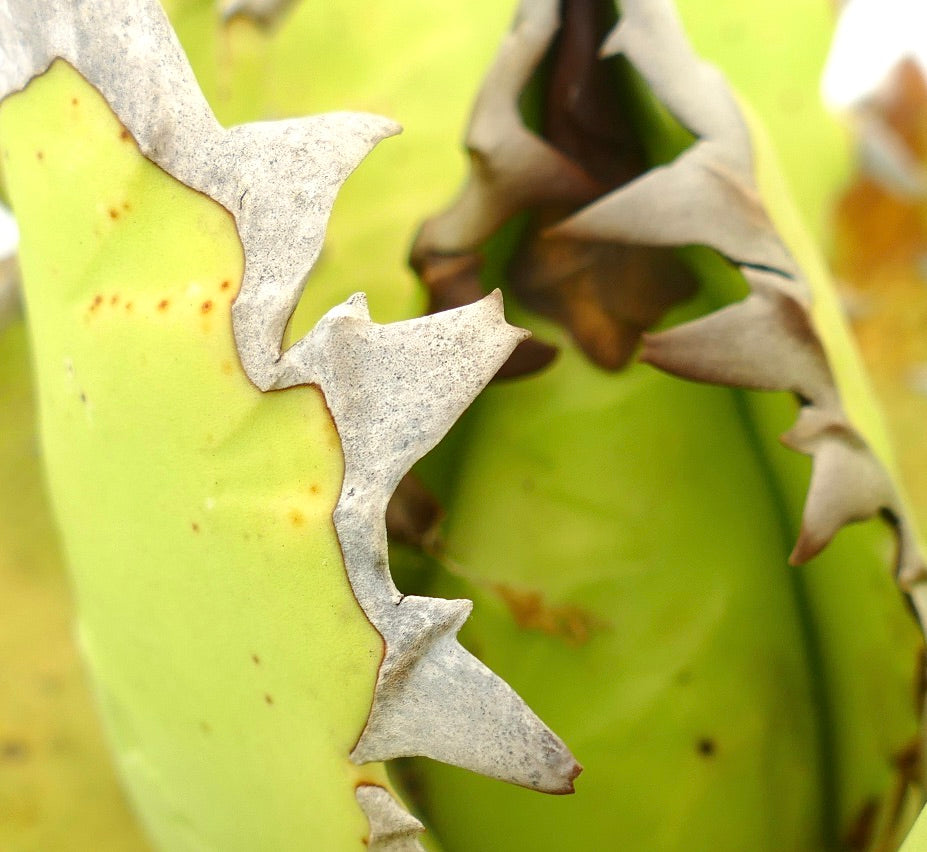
(251, 653), (260, 665)
(110, 294), (119, 306)
(843, 797), (879, 851)
(493, 584), (607, 646)
(288, 508), (306, 528)
(108, 207), (119, 220)
(119, 127), (130, 141)
(125, 301), (133, 312)
(89, 294), (103, 311)
(157, 299), (169, 311)
(220, 279), (231, 291)
(79, 392), (87, 404)
(201, 300), (213, 314)
(35, 150), (44, 161)
(264, 694), (274, 706)
(122, 201), (130, 212)
(71, 97), (78, 106)
(1, 740), (29, 762)
(191, 522), (200, 533)
(309, 483), (320, 495)
(696, 737), (716, 758)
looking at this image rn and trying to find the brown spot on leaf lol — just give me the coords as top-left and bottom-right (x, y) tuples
(201, 300), (213, 314)
(71, 97), (78, 106)
(110, 294), (119, 306)
(288, 508), (305, 527)
(220, 279), (231, 290)
(90, 294), (103, 311)
(385, 474), (444, 550)
(843, 798), (879, 851)
(125, 301), (133, 312)
(696, 737), (716, 758)
(1, 740), (29, 762)
(251, 653), (260, 665)
(264, 694), (274, 705)
(494, 583), (606, 645)
(35, 150), (44, 161)
(191, 522), (200, 533)
(309, 483), (320, 495)
(119, 127), (130, 141)
(158, 299), (169, 311)
(108, 207), (119, 219)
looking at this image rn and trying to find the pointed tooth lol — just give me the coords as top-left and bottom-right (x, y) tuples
(641, 291), (831, 401)
(896, 518), (927, 590)
(785, 417), (895, 565)
(355, 785), (425, 852)
(352, 595), (581, 795)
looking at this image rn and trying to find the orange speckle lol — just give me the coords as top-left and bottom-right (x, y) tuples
(125, 301), (133, 312)
(191, 522), (200, 533)
(288, 509), (306, 528)
(110, 294), (119, 306)
(108, 207), (119, 220)
(119, 128), (130, 141)
(71, 97), (79, 106)
(309, 484), (320, 495)
(35, 150), (44, 161)
(90, 294), (103, 311)
(122, 201), (130, 212)
(157, 299), (169, 311)
(201, 300), (213, 314)
(220, 279), (231, 291)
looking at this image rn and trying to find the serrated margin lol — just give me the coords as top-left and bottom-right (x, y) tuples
(410, 0), (926, 589)
(0, 0), (582, 834)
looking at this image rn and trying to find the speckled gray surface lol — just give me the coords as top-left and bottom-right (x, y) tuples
(0, 0), (581, 842)
(356, 785), (425, 852)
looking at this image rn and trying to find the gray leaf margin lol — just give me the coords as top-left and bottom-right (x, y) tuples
(412, 0), (927, 594)
(0, 0), (581, 844)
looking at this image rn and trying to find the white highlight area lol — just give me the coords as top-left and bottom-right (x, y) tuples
(0, 205), (17, 259)
(823, 0), (927, 108)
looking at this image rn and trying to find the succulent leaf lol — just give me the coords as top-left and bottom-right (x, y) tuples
(401, 0), (926, 848)
(0, 0), (579, 846)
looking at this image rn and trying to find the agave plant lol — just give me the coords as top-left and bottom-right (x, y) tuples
(1, 1), (925, 850)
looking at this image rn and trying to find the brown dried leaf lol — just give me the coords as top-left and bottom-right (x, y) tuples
(411, 0), (697, 373)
